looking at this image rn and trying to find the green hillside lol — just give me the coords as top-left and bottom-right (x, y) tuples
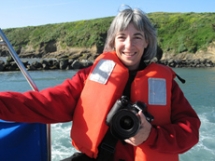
(148, 12), (215, 53)
(2, 12), (215, 55)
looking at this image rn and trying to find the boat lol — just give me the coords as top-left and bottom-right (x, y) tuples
(0, 29), (51, 161)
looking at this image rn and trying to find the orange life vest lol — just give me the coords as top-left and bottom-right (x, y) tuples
(71, 51), (179, 161)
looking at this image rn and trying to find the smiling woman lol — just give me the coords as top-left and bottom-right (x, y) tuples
(104, 7), (157, 62)
(114, 23), (148, 70)
(0, 5), (200, 161)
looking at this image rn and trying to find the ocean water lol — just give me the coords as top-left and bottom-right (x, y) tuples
(0, 68), (214, 161)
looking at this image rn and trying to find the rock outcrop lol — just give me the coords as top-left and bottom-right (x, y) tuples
(0, 41), (215, 71)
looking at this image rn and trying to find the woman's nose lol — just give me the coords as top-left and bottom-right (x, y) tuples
(124, 37), (133, 49)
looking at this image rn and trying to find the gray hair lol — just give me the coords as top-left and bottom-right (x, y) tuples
(104, 6), (157, 61)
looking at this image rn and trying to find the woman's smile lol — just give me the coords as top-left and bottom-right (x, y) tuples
(114, 23), (148, 70)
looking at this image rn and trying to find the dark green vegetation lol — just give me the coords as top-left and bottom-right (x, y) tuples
(2, 12), (215, 55)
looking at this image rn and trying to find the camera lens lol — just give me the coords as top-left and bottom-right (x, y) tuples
(120, 116), (134, 130)
(110, 109), (140, 139)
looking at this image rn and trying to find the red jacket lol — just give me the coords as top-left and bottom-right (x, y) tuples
(0, 53), (200, 160)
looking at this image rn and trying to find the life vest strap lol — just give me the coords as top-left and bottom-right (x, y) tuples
(97, 129), (118, 161)
(175, 74), (186, 83)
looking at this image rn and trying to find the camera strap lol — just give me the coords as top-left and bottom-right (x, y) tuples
(96, 67), (141, 161)
(96, 129), (118, 161)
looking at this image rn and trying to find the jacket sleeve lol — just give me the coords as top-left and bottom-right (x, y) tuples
(0, 67), (91, 123)
(141, 80), (201, 154)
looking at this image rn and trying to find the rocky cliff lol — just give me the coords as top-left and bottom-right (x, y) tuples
(0, 41), (215, 72)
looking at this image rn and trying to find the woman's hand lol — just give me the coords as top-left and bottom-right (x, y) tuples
(124, 110), (152, 146)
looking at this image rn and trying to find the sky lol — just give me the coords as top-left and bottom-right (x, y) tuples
(1, 0), (215, 29)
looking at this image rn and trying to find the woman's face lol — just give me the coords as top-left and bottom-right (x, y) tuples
(114, 23), (148, 70)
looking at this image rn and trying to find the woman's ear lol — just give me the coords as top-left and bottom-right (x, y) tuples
(144, 40), (149, 49)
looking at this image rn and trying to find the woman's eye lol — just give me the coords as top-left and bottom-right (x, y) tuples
(117, 36), (125, 40)
(135, 36), (142, 39)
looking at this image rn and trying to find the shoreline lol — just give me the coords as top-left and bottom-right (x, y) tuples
(1, 54), (215, 72)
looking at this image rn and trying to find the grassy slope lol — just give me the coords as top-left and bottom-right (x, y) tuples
(2, 12), (215, 55)
(148, 12), (215, 53)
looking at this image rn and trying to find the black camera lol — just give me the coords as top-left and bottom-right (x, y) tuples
(106, 96), (154, 139)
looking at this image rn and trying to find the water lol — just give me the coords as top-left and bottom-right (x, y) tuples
(174, 68), (215, 161)
(0, 68), (214, 161)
